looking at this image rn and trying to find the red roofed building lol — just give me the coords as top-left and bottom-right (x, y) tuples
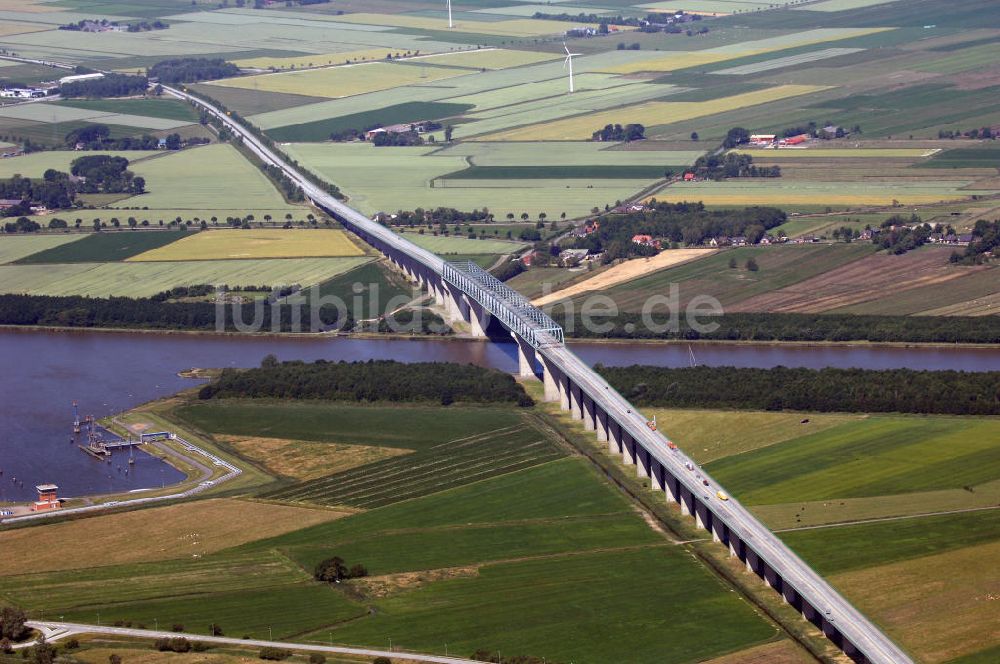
(683, 172), (696, 181)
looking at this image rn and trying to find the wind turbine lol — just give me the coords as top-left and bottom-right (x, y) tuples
(446, 0), (453, 28)
(563, 42), (581, 93)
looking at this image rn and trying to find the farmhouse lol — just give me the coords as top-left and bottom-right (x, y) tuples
(632, 234), (661, 249)
(749, 134), (776, 146)
(0, 87), (45, 99)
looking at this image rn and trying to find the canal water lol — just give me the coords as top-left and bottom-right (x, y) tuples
(2, 328), (998, 501)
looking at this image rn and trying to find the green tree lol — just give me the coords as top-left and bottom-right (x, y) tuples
(314, 556), (348, 582)
(690, 131), (699, 141)
(0, 609), (24, 642)
(728, 256), (736, 269)
(109, 654), (122, 664)
(745, 257), (759, 272)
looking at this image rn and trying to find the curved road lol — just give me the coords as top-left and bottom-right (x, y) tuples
(26, 621), (479, 664)
(166, 85), (913, 664)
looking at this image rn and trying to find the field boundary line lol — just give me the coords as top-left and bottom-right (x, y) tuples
(773, 504), (1000, 533)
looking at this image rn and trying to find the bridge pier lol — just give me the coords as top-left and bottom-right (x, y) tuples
(636, 445), (650, 479)
(582, 394), (596, 431)
(540, 356), (560, 402)
(514, 334), (538, 379)
(569, 383), (583, 420)
(665, 472), (680, 506)
(651, 460), (666, 492)
(622, 433), (636, 466)
(608, 421), (622, 455)
(595, 407), (608, 442)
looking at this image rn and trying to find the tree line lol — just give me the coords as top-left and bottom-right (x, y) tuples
(198, 358), (534, 406)
(0, 293), (355, 332)
(553, 311), (1000, 344)
(596, 364), (1000, 415)
(592, 123), (645, 142)
(148, 57), (240, 85)
(65, 124), (188, 151)
(568, 201), (786, 257)
(60, 73), (147, 98)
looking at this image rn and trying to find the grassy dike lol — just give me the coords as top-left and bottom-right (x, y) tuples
(519, 380), (842, 663)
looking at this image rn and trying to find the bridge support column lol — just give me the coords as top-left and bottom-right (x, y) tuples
(622, 433), (636, 466)
(651, 460), (665, 492)
(665, 473), (680, 505)
(679, 485), (693, 516)
(558, 372), (570, 411)
(636, 445), (650, 479)
(596, 407), (608, 442)
(540, 357), (560, 402)
(608, 421), (622, 455)
(514, 334), (538, 379)
(570, 383), (583, 420)
(712, 515), (725, 544)
(462, 295), (487, 338)
(582, 395), (596, 431)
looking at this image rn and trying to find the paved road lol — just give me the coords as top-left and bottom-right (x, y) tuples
(26, 621), (479, 664)
(166, 85), (913, 664)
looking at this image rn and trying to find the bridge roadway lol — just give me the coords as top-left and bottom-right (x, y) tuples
(168, 86), (913, 664)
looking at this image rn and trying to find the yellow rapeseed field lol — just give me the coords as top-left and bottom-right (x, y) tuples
(128, 229), (365, 262)
(205, 61), (468, 99)
(480, 85), (828, 141)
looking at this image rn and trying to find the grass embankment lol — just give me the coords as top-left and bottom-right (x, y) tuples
(0, 388), (782, 663)
(641, 405), (1000, 663)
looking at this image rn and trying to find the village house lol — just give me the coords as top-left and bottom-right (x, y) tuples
(631, 234), (661, 249)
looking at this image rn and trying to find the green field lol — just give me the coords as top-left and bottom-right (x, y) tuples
(176, 400), (522, 451)
(262, 419), (563, 508)
(0, 150), (160, 179)
(396, 230), (526, 256)
(15, 230), (188, 264)
(915, 146), (1000, 168)
(782, 509), (1000, 576)
(266, 102), (474, 142)
(707, 415), (1000, 505)
(0, 235), (82, 264)
(117, 144), (307, 211)
(56, 98), (201, 123)
(0, 257), (368, 297)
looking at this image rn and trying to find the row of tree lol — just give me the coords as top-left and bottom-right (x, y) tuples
(198, 357), (534, 406)
(148, 58), (240, 85)
(71, 154), (145, 194)
(553, 311), (1000, 344)
(314, 556), (368, 583)
(596, 364), (1000, 415)
(65, 124), (185, 151)
(0, 293), (355, 332)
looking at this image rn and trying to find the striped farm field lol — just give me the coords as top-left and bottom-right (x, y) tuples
(0, 257), (370, 297)
(794, 0), (903, 11)
(263, 420), (562, 508)
(205, 61), (468, 99)
(128, 229), (365, 261)
(601, 27), (891, 73)
(480, 85), (828, 141)
(711, 47), (864, 75)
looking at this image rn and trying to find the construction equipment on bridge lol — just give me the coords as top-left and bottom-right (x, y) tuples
(646, 415), (657, 431)
(442, 260), (564, 350)
(717, 491), (729, 501)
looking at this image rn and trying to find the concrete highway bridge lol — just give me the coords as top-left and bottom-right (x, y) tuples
(170, 86), (913, 664)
